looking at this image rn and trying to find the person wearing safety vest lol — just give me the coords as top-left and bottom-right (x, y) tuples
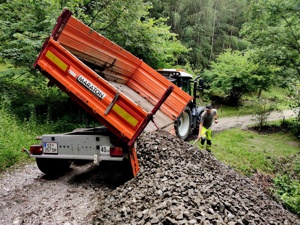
(198, 104), (218, 152)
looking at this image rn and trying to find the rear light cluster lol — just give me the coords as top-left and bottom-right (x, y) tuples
(29, 145), (124, 156)
(110, 147), (123, 157)
(30, 145), (43, 155)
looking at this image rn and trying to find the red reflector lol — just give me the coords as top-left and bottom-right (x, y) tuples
(110, 147), (123, 157)
(30, 145), (43, 155)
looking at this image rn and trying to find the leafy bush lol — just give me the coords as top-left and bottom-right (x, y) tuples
(202, 50), (275, 106)
(252, 98), (278, 131)
(0, 86), (95, 172)
(0, 102), (46, 172)
(0, 77), (99, 132)
(274, 175), (300, 215)
(280, 119), (300, 137)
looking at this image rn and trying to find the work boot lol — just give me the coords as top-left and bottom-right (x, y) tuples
(200, 138), (206, 150)
(206, 144), (211, 153)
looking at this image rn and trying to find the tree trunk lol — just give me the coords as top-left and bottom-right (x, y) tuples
(209, 3), (217, 62)
(257, 88), (262, 98)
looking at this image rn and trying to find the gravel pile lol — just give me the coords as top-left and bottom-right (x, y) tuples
(92, 130), (299, 225)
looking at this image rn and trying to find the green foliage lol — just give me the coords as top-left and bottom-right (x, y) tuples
(75, 0), (188, 68)
(209, 126), (300, 215)
(149, 0), (249, 69)
(251, 98), (278, 131)
(1, 71), (58, 119)
(241, 0), (300, 132)
(241, 0), (300, 81)
(203, 50), (275, 105)
(0, 100), (51, 172)
(210, 126), (300, 175)
(271, 150), (300, 181)
(0, 67), (98, 132)
(216, 86), (291, 118)
(0, 0), (188, 74)
(116, 16), (188, 68)
(274, 175), (300, 215)
(281, 118), (300, 139)
(0, 0), (60, 75)
(288, 83), (300, 136)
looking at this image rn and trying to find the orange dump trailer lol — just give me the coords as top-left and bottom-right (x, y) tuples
(26, 9), (192, 178)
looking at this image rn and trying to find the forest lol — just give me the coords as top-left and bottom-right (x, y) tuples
(0, 0), (299, 216)
(0, 0), (299, 109)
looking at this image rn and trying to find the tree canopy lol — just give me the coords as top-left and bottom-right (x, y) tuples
(241, 0), (300, 82)
(202, 50), (275, 105)
(241, 0), (300, 122)
(0, 0), (188, 75)
(0, 0), (299, 111)
(148, 0), (249, 70)
(0, 0), (60, 77)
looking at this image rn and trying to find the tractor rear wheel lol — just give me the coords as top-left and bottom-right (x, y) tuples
(193, 107), (205, 135)
(174, 107), (191, 140)
(193, 114), (202, 135)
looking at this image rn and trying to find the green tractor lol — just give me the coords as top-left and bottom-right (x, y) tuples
(156, 69), (206, 140)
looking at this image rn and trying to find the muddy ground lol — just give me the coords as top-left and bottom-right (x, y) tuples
(0, 110), (299, 224)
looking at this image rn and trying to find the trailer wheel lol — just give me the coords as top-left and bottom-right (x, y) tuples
(36, 158), (72, 176)
(174, 108), (191, 140)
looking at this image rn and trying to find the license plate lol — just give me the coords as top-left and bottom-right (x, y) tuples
(43, 142), (58, 154)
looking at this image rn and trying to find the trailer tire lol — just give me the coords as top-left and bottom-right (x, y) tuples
(174, 107), (191, 140)
(36, 158), (72, 176)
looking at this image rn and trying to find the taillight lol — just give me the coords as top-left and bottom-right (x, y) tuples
(110, 147), (123, 157)
(30, 145), (43, 155)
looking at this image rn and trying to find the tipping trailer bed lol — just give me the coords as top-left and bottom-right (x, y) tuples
(27, 9), (192, 177)
(34, 9), (192, 145)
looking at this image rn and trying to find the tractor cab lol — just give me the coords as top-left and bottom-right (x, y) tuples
(156, 69), (193, 95)
(157, 69), (206, 140)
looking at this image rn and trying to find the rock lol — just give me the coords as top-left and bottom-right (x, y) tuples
(90, 130), (300, 225)
(227, 213), (235, 219)
(188, 219), (197, 224)
(150, 217), (159, 224)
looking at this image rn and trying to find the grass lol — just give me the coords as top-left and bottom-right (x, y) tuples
(0, 63), (37, 170)
(210, 127), (300, 176)
(193, 121), (300, 214)
(216, 87), (291, 118)
(0, 62), (98, 172)
(0, 114), (31, 171)
(0, 106), (55, 172)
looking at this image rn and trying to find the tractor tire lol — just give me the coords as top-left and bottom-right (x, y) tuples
(193, 114), (202, 135)
(36, 158), (72, 177)
(193, 107), (205, 135)
(174, 107), (192, 140)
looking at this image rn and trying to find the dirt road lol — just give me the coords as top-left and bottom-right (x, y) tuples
(213, 109), (298, 132)
(0, 163), (103, 224)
